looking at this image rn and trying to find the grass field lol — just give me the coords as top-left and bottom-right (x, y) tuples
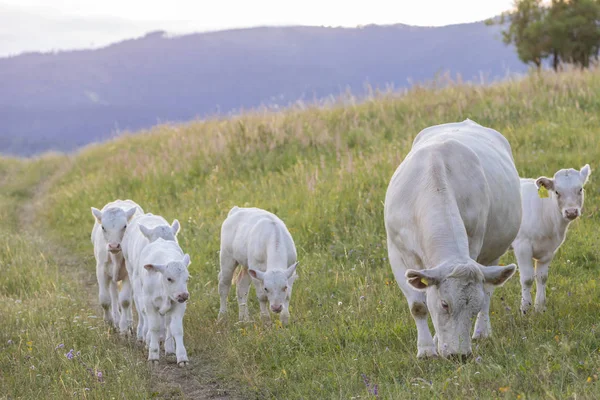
(2, 68), (600, 399)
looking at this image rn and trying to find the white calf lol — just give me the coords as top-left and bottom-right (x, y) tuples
(91, 199), (143, 334)
(121, 213), (180, 342)
(138, 238), (191, 366)
(218, 206), (298, 325)
(512, 165), (591, 314)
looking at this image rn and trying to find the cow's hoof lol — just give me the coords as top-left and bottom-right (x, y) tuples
(417, 346), (438, 359)
(534, 305), (547, 313)
(472, 330), (490, 340)
(148, 359), (159, 366)
(178, 361), (188, 368)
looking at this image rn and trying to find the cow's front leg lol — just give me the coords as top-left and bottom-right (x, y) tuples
(118, 275), (133, 336)
(170, 306), (188, 367)
(473, 285), (494, 339)
(534, 259), (551, 313)
(145, 300), (161, 365)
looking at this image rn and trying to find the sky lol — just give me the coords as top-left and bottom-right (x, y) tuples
(0, 0), (514, 57)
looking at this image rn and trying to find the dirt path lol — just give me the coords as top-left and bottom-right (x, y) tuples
(18, 158), (238, 400)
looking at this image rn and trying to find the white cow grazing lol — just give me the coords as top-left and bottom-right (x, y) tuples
(139, 238), (191, 367)
(218, 206), (298, 325)
(384, 119), (520, 359)
(121, 213), (180, 342)
(512, 165), (591, 314)
(91, 199), (144, 334)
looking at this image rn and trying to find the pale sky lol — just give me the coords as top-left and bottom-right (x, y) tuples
(0, 0), (514, 57)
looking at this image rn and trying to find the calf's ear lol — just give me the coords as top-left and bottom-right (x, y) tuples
(139, 224), (153, 239)
(481, 263), (516, 286)
(125, 207), (137, 222)
(580, 164), (591, 184)
(144, 264), (166, 274)
(535, 177), (554, 191)
(286, 262), (299, 279)
(182, 254), (191, 268)
(91, 207), (102, 223)
(405, 268), (442, 290)
(171, 219), (181, 235)
(248, 268), (265, 281)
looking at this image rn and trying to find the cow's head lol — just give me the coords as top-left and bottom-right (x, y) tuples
(406, 261), (515, 358)
(91, 206), (137, 253)
(536, 164), (591, 221)
(139, 219), (180, 243)
(144, 253), (191, 304)
(249, 262), (298, 314)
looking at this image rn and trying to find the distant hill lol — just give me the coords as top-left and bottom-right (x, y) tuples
(0, 22), (526, 156)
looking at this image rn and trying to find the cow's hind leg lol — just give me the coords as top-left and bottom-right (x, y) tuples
(236, 268), (251, 322)
(218, 251), (237, 320)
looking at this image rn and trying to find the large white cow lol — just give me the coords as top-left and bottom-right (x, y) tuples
(138, 238), (191, 367)
(90, 199), (144, 334)
(121, 213), (180, 342)
(512, 165), (591, 314)
(384, 119), (520, 359)
(218, 206), (298, 325)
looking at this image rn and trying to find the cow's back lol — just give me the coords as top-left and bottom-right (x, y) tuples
(387, 119), (521, 265)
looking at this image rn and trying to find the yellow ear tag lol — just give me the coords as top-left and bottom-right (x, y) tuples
(538, 186), (549, 198)
(420, 278), (429, 286)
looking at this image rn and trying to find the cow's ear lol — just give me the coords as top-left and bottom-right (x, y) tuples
(406, 269), (442, 291)
(481, 264), (516, 286)
(91, 207), (102, 223)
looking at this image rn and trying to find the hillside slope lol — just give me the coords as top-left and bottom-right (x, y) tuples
(2, 69), (599, 399)
(0, 22), (526, 156)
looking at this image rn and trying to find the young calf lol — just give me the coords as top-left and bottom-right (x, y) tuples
(138, 238), (191, 367)
(121, 213), (180, 342)
(91, 199), (143, 334)
(218, 206), (299, 325)
(512, 165), (591, 314)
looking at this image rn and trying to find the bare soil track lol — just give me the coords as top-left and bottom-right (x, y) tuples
(17, 160), (239, 400)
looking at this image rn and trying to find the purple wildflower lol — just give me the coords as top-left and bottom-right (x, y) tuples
(7, 340), (13, 345)
(475, 356), (483, 364)
(65, 349), (74, 360)
(372, 384), (379, 396)
(76, 351), (81, 357)
(97, 371), (104, 383)
(55, 343), (64, 350)
(362, 373), (370, 386)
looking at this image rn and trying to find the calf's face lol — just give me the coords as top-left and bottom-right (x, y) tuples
(91, 206), (137, 253)
(144, 254), (191, 304)
(537, 164), (591, 221)
(406, 262), (515, 358)
(249, 262), (298, 313)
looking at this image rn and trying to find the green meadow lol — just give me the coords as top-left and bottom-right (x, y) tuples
(1, 69), (600, 399)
